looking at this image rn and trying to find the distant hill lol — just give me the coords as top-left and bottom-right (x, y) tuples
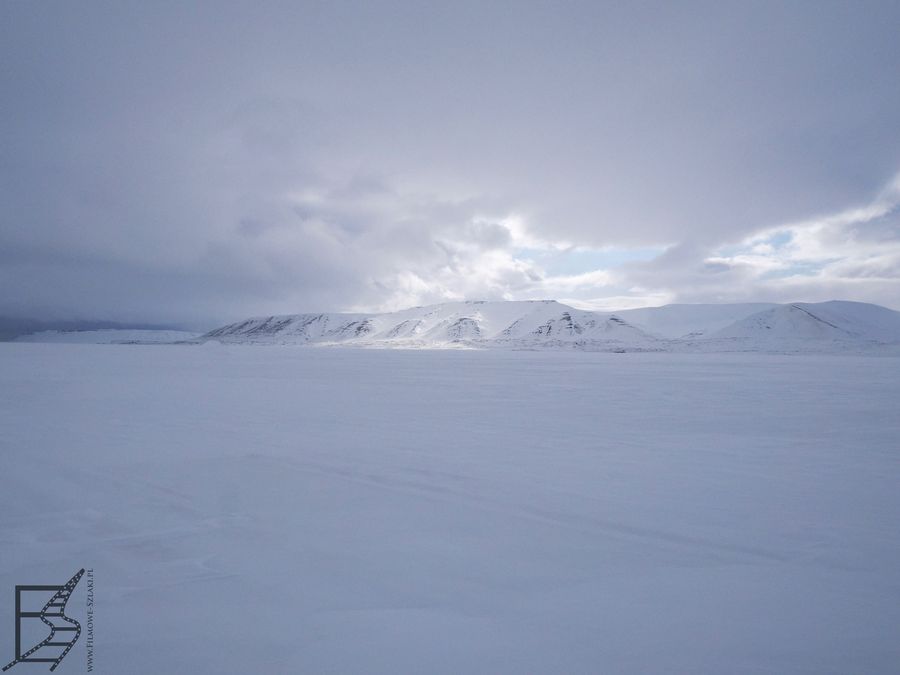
(12, 301), (898, 352)
(711, 301), (900, 343)
(200, 300), (900, 353)
(15, 329), (200, 344)
(0, 317), (186, 341)
(203, 300), (655, 350)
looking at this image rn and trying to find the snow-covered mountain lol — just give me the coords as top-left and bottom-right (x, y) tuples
(203, 300), (656, 350)
(201, 299), (900, 353)
(707, 301), (900, 346)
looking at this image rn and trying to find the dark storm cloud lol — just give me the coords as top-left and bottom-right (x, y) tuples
(2, 1), (900, 326)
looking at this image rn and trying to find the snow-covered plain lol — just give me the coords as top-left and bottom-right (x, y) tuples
(2, 343), (900, 674)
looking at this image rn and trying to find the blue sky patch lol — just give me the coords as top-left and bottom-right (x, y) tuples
(515, 246), (665, 275)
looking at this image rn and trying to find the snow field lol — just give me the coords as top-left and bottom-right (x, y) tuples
(1, 344), (899, 673)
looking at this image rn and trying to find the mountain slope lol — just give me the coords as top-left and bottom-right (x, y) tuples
(711, 301), (900, 345)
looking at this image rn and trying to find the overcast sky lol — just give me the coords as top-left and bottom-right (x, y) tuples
(2, 1), (899, 327)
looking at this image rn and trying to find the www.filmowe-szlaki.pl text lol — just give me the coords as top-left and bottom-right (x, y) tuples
(85, 569), (93, 672)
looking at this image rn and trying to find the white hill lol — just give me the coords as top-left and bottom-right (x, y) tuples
(202, 299), (900, 353)
(711, 301), (900, 346)
(204, 300), (656, 350)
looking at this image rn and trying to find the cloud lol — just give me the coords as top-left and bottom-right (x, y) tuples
(2, 2), (900, 324)
(693, 174), (900, 308)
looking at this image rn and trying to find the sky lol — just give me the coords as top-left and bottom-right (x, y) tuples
(2, 1), (899, 328)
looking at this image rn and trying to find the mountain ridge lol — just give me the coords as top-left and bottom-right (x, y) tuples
(199, 299), (900, 352)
